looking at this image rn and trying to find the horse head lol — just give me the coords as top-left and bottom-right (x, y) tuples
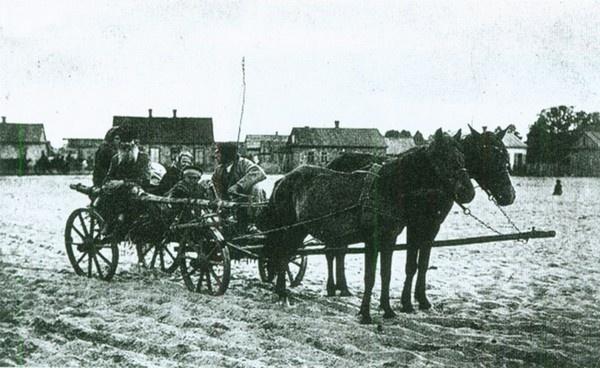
(427, 129), (475, 204)
(460, 125), (516, 206)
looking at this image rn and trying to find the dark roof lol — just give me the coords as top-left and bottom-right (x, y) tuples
(64, 138), (104, 148)
(574, 131), (600, 149)
(288, 127), (386, 148)
(245, 134), (289, 149)
(0, 122), (48, 144)
(385, 137), (416, 155)
(113, 115), (214, 145)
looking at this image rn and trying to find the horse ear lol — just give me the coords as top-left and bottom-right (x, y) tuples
(434, 128), (444, 139)
(497, 126), (509, 140)
(453, 129), (462, 141)
(468, 124), (480, 137)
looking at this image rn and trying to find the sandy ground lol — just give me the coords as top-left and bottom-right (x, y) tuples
(1, 175), (599, 367)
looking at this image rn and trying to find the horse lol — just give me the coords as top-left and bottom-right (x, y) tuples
(323, 125), (515, 315)
(260, 129), (475, 324)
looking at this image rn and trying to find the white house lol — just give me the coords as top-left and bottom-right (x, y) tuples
(502, 132), (527, 171)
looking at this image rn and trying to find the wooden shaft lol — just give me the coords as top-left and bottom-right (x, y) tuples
(294, 230), (556, 256)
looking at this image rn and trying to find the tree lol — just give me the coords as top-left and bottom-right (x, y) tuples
(384, 130), (400, 138)
(413, 131), (426, 145)
(525, 105), (592, 165)
(494, 124), (522, 139)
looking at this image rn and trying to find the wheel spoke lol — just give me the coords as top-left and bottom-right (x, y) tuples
(87, 255), (92, 277)
(141, 244), (153, 258)
(163, 245), (176, 262)
(159, 248), (165, 270)
(209, 268), (222, 288)
(150, 246), (158, 268)
(72, 225), (85, 240)
(93, 254), (104, 279)
(291, 260), (302, 267)
(78, 213), (90, 238)
(76, 252), (87, 266)
(206, 271), (213, 293)
(96, 250), (113, 268)
(286, 267), (293, 283)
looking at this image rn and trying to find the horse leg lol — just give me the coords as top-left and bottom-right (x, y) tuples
(401, 228), (418, 313)
(336, 251), (352, 297)
(326, 252), (336, 297)
(380, 245), (396, 319)
(359, 243), (378, 324)
(415, 243), (433, 310)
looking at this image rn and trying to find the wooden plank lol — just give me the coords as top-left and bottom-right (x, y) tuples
(294, 229), (556, 256)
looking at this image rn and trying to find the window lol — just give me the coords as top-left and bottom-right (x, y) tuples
(150, 147), (160, 163)
(321, 151), (328, 164)
(515, 153), (524, 168)
(307, 151), (315, 164)
(194, 149), (204, 164)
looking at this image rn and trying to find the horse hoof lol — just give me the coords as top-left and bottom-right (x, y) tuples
(400, 304), (415, 314)
(339, 289), (353, 297)
(359, 314), (373, 325)
(383, 310), (397, 319)
(326, 288), (336, 297)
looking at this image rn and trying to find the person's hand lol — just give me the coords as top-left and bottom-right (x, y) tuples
(227, 184), (242, 196)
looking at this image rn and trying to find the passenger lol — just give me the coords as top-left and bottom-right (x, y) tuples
(93, 127), (121, 187)
(99, 140), (151, 239)
(212, 142), (266, 200)
(166, 166), (208, 199)
(157, 151), (194, 195)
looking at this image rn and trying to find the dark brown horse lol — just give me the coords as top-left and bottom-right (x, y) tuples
(260, 129), (475, 323)
(323, 125), (515, 317)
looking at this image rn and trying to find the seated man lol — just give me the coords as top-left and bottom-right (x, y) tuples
(99, 140), (151, 238)
(93, 126), (122, 187)
(157, 151), (195, 195)
(212, 142), (267, 233)
(212, 142), (266, 200)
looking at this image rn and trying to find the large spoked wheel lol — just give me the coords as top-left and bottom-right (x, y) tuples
(258, 254), (307, 288)
(179, 228), (231, 295)
(65, 208), (119, 281)
(136, 238), (179, 273)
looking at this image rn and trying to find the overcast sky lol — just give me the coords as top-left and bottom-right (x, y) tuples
(2, 0), (600, 147)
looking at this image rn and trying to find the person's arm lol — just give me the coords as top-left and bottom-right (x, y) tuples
(231, 158), (267, 193)
(103, 155), (119, 184)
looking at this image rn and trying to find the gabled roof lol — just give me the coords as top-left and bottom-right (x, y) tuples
(64, 138), (104, 148)
(245, 134), (289, 149)
(573, 131), (600, 149)
(385, 137), (416, 155)
(0, 122), (48, 144)
(289, 127), (386, 148)
(502, 132), (527, 149)
(113, 115), (214, 145)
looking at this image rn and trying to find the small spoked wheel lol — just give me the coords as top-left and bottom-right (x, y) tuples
(258, 254), (307, 287)
(65, 208), (119, 281)
(179, 228), (230, 295)
(136, 238), (179, 273)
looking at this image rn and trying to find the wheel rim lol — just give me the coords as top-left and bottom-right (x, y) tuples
(65, 208), (119, 281)
(136, 239), (179, 273)
(180, 230), (230, 296)
(258, 254), (307, 288)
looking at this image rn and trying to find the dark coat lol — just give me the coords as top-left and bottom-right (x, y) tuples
(93, 143), (117, 187)
(157, 166), (182, 195)
(105, 152), (151, 188)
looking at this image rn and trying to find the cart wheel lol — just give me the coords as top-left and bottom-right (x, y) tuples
(179, 229), (230, 295)
(258, 254), (307, 288)
(136, 238), (179, 273)
(65, 208), (119, 281)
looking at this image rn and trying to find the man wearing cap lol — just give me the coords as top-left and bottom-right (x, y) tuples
(93, 127), (122, 187)
(212, 142), (266, 200)
(104, 140), (151, 188)
(157, 151), (195, 195)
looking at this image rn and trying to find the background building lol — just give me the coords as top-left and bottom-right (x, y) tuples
(113, 109), (215, 169)
(384, 137), (416, 156)
(283, 120), (386, 172)
(569, 130), (600, 176)
(503, 132), (527, 172)
(245, 133), (288, 172)
(0, 116), (50, 174)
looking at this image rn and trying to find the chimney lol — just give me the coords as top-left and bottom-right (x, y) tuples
(482, 126), (487, 132)
(173, 109), (177, 118)
(1, 116), (5, 123)
(275, 131), (278, 136)
(148, 109), (153, 118)
(334, 120), (340, 128)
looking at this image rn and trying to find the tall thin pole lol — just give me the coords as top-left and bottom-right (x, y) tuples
(236, 57), (246, 152)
